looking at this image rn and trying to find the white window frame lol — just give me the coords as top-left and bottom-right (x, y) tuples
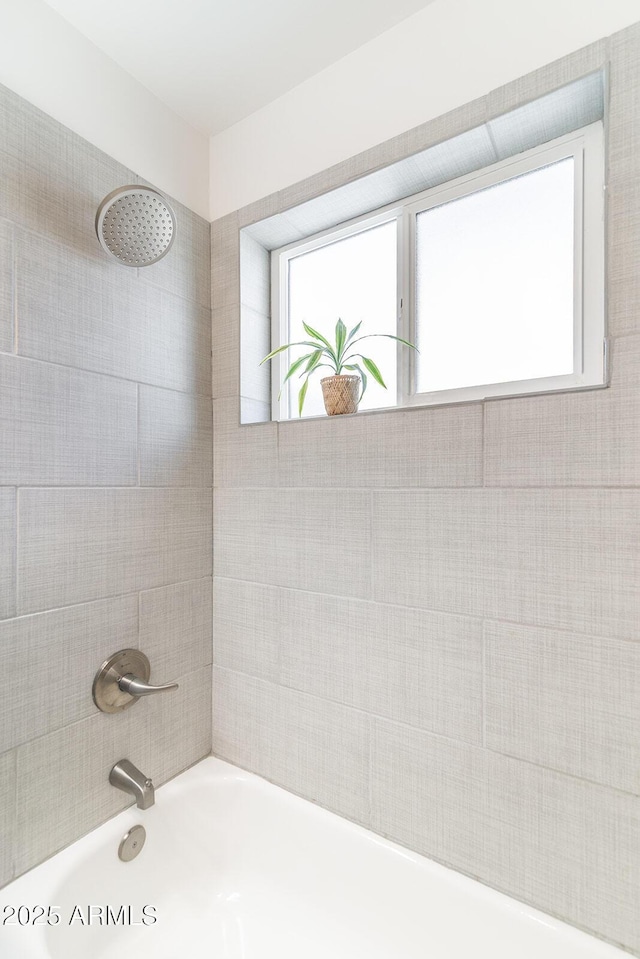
(271, 208), (404, 421)
(271, 121), (605, 421)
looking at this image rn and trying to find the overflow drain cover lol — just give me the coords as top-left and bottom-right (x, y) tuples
(118, 824), (146, 862)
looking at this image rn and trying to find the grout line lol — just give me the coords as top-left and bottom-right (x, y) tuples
(481, 621), (487, 748)
(0, 575), (213, 625)
(13, 487), (18, 619)
(210, 484), (640, 492)
(211, 575), (640, 644)
(136, 588), (142, 652)
(214, 664), (640, 801)
(0, 745), (20, 880)
(480, 398), (486, 488)
(0, 349), (212, 399)
(136, 384), (141, 486)
(9, 485), (213, 491)
(8, 662), (212, 756)
(214, 665), (481, 748)
(12, 220), (210, 311)
(11, 223), (18, 355)
(368, 714), (374, 826)
(369, 490), (374, 601)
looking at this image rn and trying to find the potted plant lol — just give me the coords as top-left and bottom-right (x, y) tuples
(261, 319), (416, 416)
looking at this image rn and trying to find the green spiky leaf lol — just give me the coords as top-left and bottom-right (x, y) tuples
(302, 322), (334, 351)
(335, 318), (347, 360)
(298, 377), (309, 416)
(362, 355), (387, 389)
(260, 340), (337, 364)
(346, 320), (362, 345)
(277, 353), (313, 400)
(304, 349), (323, 372)
(353, 364), (368, 400)
(283, 353), (313, 381)
(261, 318), (418, 413)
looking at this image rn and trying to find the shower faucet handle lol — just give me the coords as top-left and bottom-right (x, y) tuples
(118, 673), (179, 697)
(92, 649), (179, 714)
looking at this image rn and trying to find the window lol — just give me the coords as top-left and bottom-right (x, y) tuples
(270, 122), (605, 420)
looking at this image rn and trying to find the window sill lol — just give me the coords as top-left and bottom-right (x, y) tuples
(241, 378), (610, 427)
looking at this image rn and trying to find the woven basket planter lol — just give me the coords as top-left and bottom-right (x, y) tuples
(320, 374), (360, 416)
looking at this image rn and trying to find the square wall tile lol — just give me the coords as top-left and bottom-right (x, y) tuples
(213, 348), (238, 400)
(16, 229), (103, 358)
(15, 714), (136, 874)
(214, 398), (278, 487)
(214, 489), (371, 598)
(608, 179), (640, 337)
(372, 490), (488, 616)
(99, 280), (211, 396)
(0, 85), (136, 259)
(373, 489), (640, 638)
(276, 589), (373, 706)
(371, 719), (491, 872)
(0, 488), (16, 620)
(18, 488), (212, 614)
(371, 719), (640, 952)
(485, 620), (640, 795)
(17, 234), (211, 394)
(141, 196), (211, 309)
(278, 413), (368, 487)
(212, 667), (370, 826)
(140, 578), (213, 684)
(139, 386), (212, 487)
(212, 305), (239, 399)
(608, 27), (640, 337)
(0, 355), (137, 486)
(0, 749), (15, 886)
(485, 489), (640, 639)
(0, 219), (13, 353)
(213, 577), (280, 681)
(609, 23), (640, 183)
(367, 405), (483, 487)
(240, 305), (270, 404)
(484, 336), (640, 486)
(14, 664), (211, 876)
(212, 212), (240, 313)
(134, 664), (212, 787)
(0, 596), (138, 753)
(277, 589), (483, 743)
(279, 405), (483, 488)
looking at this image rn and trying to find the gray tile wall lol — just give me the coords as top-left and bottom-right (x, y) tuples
(211, 24), (640, 957)
(0, 82), (212, 883)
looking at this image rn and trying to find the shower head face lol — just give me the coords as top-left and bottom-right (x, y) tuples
(96, 185), (176, 267)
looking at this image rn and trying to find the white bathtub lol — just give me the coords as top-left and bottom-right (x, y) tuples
(0, 757), (625, 959)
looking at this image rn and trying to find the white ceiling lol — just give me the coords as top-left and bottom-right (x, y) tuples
(42, 0), (437, 136)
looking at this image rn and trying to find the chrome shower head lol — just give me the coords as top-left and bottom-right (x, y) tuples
(95, 185), (176, 267)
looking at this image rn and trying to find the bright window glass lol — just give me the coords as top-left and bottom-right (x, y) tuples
(287, 220), (397, 418)
(271, 123), (604, 421)
(415, 158), (575, 393)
